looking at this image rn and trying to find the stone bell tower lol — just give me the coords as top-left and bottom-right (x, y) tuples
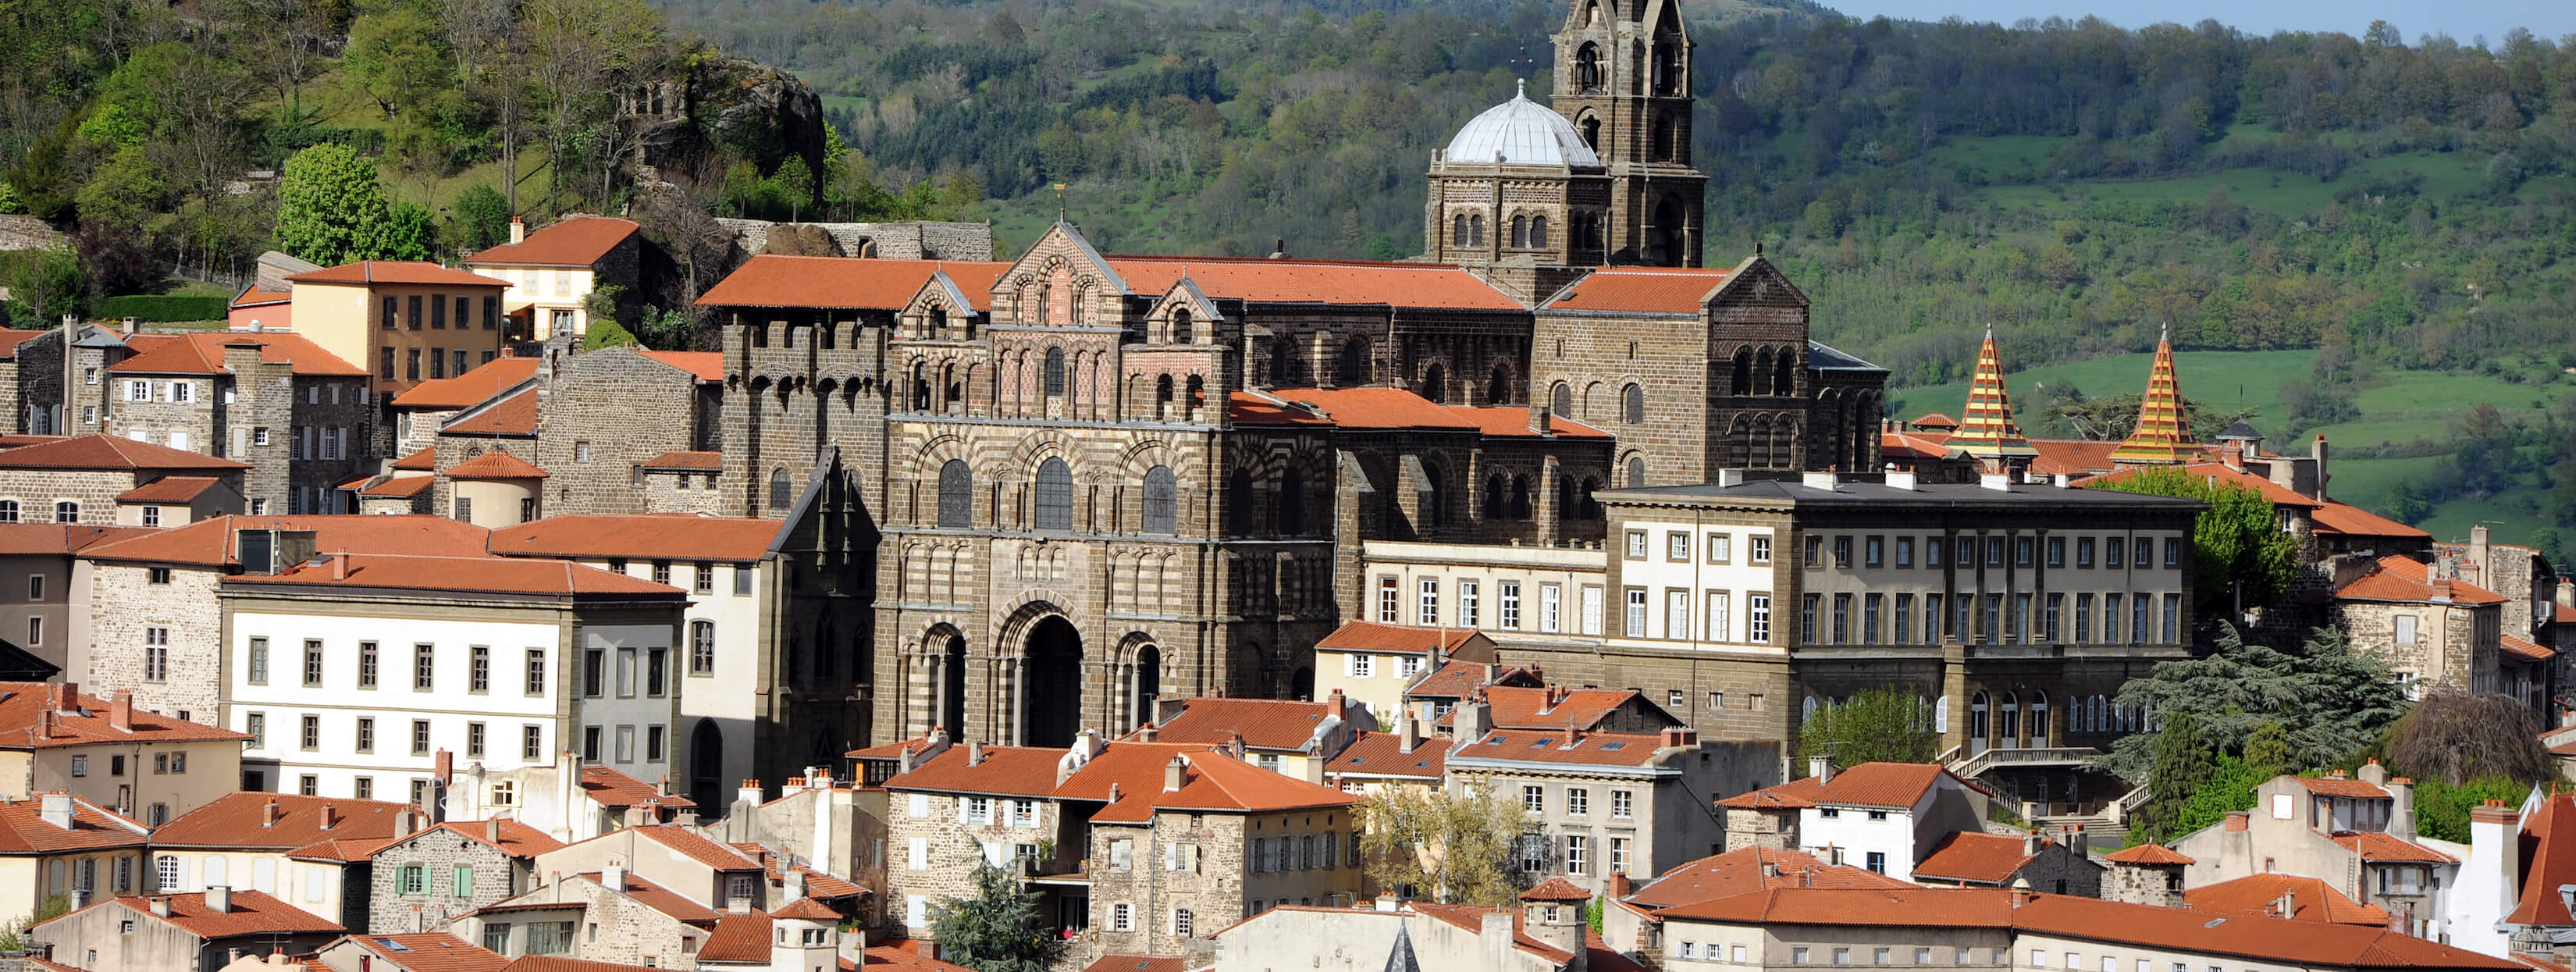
(1551, 0), (1706, 267)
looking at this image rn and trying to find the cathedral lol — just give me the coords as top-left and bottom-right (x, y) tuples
(688, 0), (1888, 757)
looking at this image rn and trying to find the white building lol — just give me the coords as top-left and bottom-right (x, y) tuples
(1714, 760), (1988, 882)
(217, 550), (688, 804)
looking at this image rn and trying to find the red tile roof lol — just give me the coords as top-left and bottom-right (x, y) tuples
(616, 825), (765, 871)
(1711, 774), (1824, 810)
(1406, 659), (1539, 700)
(80, 514), (490, 568)
(1083, 955), (1189, 972)
(326, 933), (509, 972)
(729, 843), (868, 899)
(1145, 696), (1353, 750)
(637, 351), (723, 383)
(1222, 393), (1336, 426)
(1910, 831), (2038, 884)
(2184, 874), (2390, 925)
(0, 331), (42, 360)
(2332, 830), (2456, 863)
(578, 870), (724, 925)
(491, 514), (780, 562)
(1656, 888), (2521, 969)
(117, 475), (223, 504)
(2079, 461), (2322, 509)
(0, 434), (247, 472)
(2027, 438), (2135, 477)
(1239, 388), (1608, 436)
(884, 743), (1067, 799)
(286, 835), (401, 862)
(1406, 903), (1641, 970)
(1880, 429), (1955, 461)
(42, 889), (344, 940)
(1731, 763), (1955, 810)
(443, 450), (549, 480)
(1447, 730), (1671, 768)
(392, 358), (541, 410)
(105, 331), (367, 377)
(1323, 731), (1451, 780)
(697, 257), (1012, 311)
(579, 765), (697, 810)
(2101, 843), (2194, 865)
(2288, 774), (2394, 799)
(0, 682), (252, 750)
(2512, 794), (2576, 926)
(1088, 749), (1360, 823)
(1626, 846), (1909, 910)
(394, 447), (439, 471)
(2311, 501), (2429, 539)
(1108, 256), (1523, 312)
(1521, 876), (1593, 901)
(443, 389), (539, 436)
(699, 910), (772, 962)
(642, 450), (723, 472)
(2505, 634), (2556, 661)
(226, 553), (681, 598)
(0, 795), (148, 853)
(0, 523), (155, 556)
(358, 475), (435, 499)
(378, 820), (565, 859)
(863, 941), (984, 972)
(465, 216), (639, 267)
(154, 793), (413, 850)
(288, 262), (511, 288)
(2336, 554), (2507, 606)
(1542, 267), (1733, 313)
(1912, 413), (1960, 429)
(504, 956), (675, 972)
(770, 896), (843, 921)
(1460, 685), (1657, 732)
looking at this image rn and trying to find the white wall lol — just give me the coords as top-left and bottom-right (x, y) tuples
(572, 557), (760, 808)
(1799, 804), (1922, 881)
(1614, 521), (1781, 646)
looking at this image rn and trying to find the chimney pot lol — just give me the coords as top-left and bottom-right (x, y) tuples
(601, 864), (624, 892)
(109, 690), (133, 732)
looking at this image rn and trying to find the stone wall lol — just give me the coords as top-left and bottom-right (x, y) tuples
(884, 789), (1069, 933)
(2100, 862), (2181, 907)
(640, 470), (729, 514)
(715, 219), (994, 262)
(534, 347), (701, 517)
(0, 216), (64, 252)
(368, 832), (527, 933)
(0, 469), (173, 525)
(1087, 806), (1357, 957)
(80, 562), (225, 723)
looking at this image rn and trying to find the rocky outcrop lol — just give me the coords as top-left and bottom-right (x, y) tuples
(627, 54), (827, 206)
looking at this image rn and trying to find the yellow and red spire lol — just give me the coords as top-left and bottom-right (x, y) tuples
(2109, 326), (2197, 465)
(1948, 328), (2035, 459)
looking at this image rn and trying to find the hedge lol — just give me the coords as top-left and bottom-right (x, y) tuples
(95, 294), (229, 323)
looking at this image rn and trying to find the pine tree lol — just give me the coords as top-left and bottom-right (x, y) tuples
(927, 861), (1061, 972)
(2144, 713), (2214, 843)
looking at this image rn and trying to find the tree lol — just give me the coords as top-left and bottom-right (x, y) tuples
(2140, 712), (2214, 843)
(71, 223), (158, 298)
(2094, 625), (2407, 785)
(2089, 468), (2298, 616)
(1799, 686), (1937, 767)
(277, 144), (398, 265)
(2414, 777), (2532, 842)
(372, 202), (436, 262)
(2386, 689), (2550, 785)
(1357, 783), (1534, 906)
(927, 861), (1060, 972)
(75, 146), (165, 229)
(1, 244), (89, 329)
(450, 184), (514, 253)
(343, 6), (457, 123)
(581, 315), (639, 351)
(2241, 721), (2288, 780)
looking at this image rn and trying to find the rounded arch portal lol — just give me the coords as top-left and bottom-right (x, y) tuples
(1021, 616), (1083, 748)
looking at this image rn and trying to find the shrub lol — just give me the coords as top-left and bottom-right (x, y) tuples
(95, 294), (228, 322)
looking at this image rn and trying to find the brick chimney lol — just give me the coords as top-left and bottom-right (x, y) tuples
(1164, 755), (1187, 792)
(1225, 730), (1245, 760)
(2010, 878), (2032, 908)
(331, 551), (350, 581)
(318, 803), (338, 831)
(109, 690), (133, 732)
(2224, 811), (2249, 832)
(1328, 689), (1347, 721)
(261, 798), (282, 828)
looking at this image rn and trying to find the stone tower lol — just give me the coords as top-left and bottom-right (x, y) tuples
(1551, 0), (1706, 269)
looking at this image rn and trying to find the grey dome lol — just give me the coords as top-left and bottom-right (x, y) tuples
(1443, 81), (1601, 169)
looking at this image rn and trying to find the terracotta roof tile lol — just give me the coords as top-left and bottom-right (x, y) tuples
(579, 765), (696, 810)
(698, 911), (772, 962)
(1542, 267), (1733, 313)
(394, 447), (439, 471)
(0, 434), (247, 472)
(2184, 874), (2390, 925)
(1455, 685), (1661, 732)
(642, 450), (723, 472)
(491, 514), (778, 562)
(1910, 831), (2038, 884)
(637, 351), (723, 383)
(620, 825), (764, 871)
(1323, 731), (1450, 779)
(1222, 393), (1336, 426)
(1083, 954), (1188, 972)
(2335, 555), (2506, 606)
(326, 933), (509, 972)
(1447, 405), (1611, 440)
(105, 331), (366, 377)
(465, 216), (639, 267)
(1712, 775), (1823, 810)
(153, 793), (413, 850)
(226, 553), (681, 598)
(1912, 413), (1960, 429)
(1107, 256), (1522, 312)
(1447, 730), (1670, 768)
(0, 524), (155, 556)
(503, 956), (670, 972)
(443, 450), (549, 480)
(1521, 876), (1593, 901)
(288, 262), (511, 288)
(1087, 749), (1360, 823)
(80, 514), (489, 568)
(729, 843), (868, 899)
(0, 796), (148, 853)
(41, 889), (343, 940)
(1626, 846), (1907, 910)
(2027, 438), (2140, 477)
(0, 331), (42, 360)
(864, 941), (984, 972)
(2289, 774), (2393, 799)
(286, 836), (400, 861)
(2311, 501), (2429, 539)
(697, 257), (1012, 311)
(358, 475), (435, 498)
(2506, 634), (2556, 661)
(1880, 429), (1955, 461)
(1405, 659), (1539, 700)
(379, 820), (564, 859)
(2101, 843), (2194, 865)
(117, 475), (222, 504)
(770, 896), (843, 921)
(392, 358), (541, 410)
(1144, 696), (1355, 750)
(884, 743), (1067, 799)
(0, 682), (252, 750)
(2332, 830), (2455, 863)
(578, 870), (725, 925)
(2512, 795), (2576, 926)
(443, 389), (539, 436)
(1407, 903), (1629, 966)
(1723, 763), (1952, 810)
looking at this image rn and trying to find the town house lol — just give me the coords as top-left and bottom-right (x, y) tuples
(147, 792), (420, 924)
(0, 792), (151, 921)
(1445, 722), (1776, 896)
(365, 819), (564, 935)
(0, 682), (249, 822)
(32, 886), (344, 972)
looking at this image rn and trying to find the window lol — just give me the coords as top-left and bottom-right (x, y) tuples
(1749, 594), (1772, 642)
(1750, 536), (1771, 564)
(1044, 347), (1067, 397)
(2076, 593), (2094, 643)
(1624, 588), (1647, 637)
(646, 648), (667, 696)
(454, 496), (471, 522)
(1566, 835), (1589, 875)
(125, 380), (151, 403)
(617, 647), (636, 696)
(1522, 785), (1544, 813)
(52, 501), (74, 523)
(144, 627), (169, 682)
(301, 715), (320, 749)
(2395, 614), (2419, 645)
(1667, 532), (1691, 561)
(1500, 582), (1521, 630)
(414, 644), (435, 689)
(2077, 537), (2095, 568)
(1794, 949), (1810, 965)
(1459, 580), (1480, 627)
(2165, 537), (2183, 568)
(2016, 536), (2034, 567)
(1865, 536), (1883, 568)
(1541, 584), (1562, 632)
(652, 561), (671, 586)
(1568, 788), (1589, 816)
(1610, 836), (1630, 874)
(1034, 458), (1073, 532)
(246, 714), (265, 748)
(412, 719), (431, 755)
(1866, 851), (1885, 873)
(691, 621), (716, 673)
(526, 649), (546, 695)
(1112, 903), (1133, 931)
(524, 725), (543, 760)
(1348, 653), (1372, 678)
(1627, 530), (1648, 560)
(1377, 577), (1400, 622)
(1706, 591), (1731, 642)
(1800, 593), (1820, 643)
(2162, 594), (2180, 643)
(1140, 465), (1175, 533)
(1417, 578), (1440, 625)
(582, 727), (602, 761)
(1876, 949), (1891, 965)
(1173, 907), (1194, 937)
(139, 506), (158, 528)
(615, 725), (634, 762)
(735, 564), (753, 596)
(148, 566), (169, 585)
(1834, 536), (1852, 567)
(302, 639), (323, 686)
(468, 722), (486, 757)
(357, 717), (376, 752)
(1834, 949), (1850, 966)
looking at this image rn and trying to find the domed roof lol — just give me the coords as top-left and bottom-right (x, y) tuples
(1443, 80), (1601, 169)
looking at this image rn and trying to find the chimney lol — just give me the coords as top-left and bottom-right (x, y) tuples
(318, 803), (338, 831)
(1529, 402), (1553, 436)
(2222, 438), (2246, 472)
(331, 551), (350, 581)
(2010, 878), (2032, 908)
(738, 779), (765, 806)
(486, 817), (502, 844)
(1659, 727), (1696, 749)
(261, 798), (282, 828)
(34, 708), (52, 740)
(1884, 468), (1917, 491)
(1802, 470), (1839, 490)
(600, 864), (624, 892)
(1458, 698), (1493, 741)
(2474, 801), (2522, 915)
(1978, 470), (2013, 491)
(1606, 871), (1633, 899)
(435, 749), (453, 788)
(2472, 525), (2493, 582)
(2224, 811), (2249, 832)
(509, 217), (525, 245)
(2275, 892), (2293, 918)
(2557, 577), (2574, 611)
(2357, 759), (2386, 786)
(785, 868), (807, 903)
(2023, 829), (2041, 858)
(1375, 893), (1400, 913)
(967, 742), (984, 767)
(1398, 710), (1423, 753)
(1760, 860), (1778, 878)
(1808, 755), (1835, 783)
(54, 682), (77, 714)
(1226, 730), (1246, 760)
(109, 691), (133, 732)
(1135, 722), (1158, 742)
(1165, 755), (1187, 792)
(2311, 434), (2331, 501)
(39, 792), (73, 830)
(916, 940), (938, 959)
(1329, 689), (1347, 721)
(781, 776), (806, 798)
(150, 897), (171, 918)
(205, 885), (229, 913)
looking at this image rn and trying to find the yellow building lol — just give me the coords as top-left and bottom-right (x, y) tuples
(0, 792), (151, 924)
(282, 262), (513, 398)
(464, 215), (642, 342)
(0, 682), (250, 824)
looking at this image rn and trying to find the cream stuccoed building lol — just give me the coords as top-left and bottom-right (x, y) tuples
(217, 550), (688, 803)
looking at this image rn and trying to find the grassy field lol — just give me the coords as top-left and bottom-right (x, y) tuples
(1885, 349), (2320, 426)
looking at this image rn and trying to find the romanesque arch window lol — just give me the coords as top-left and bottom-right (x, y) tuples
(1511, 215), (1528, 248)
(1272, 339), (1303, 386)
(1774, 351), (1795, 397)
(1072, 283), (1090, 326)
(1034, 458), (1073, 532)
(1576, 42), (1603, 92)
(938, 460), (972, 529)
(1453, 215), (1469, 247)
(1487, 364), (1511, 405)
(1277, 467), (1305, 536)
(1531, 215), (1549, 248)
(1580, 116), (1601, 152)
(1753, 348), (1774, 395)
(1142, 465), (1177, 534)
(1155, 375), (1175, 418)
(53, 502), (75, 524)
(1484, 474), (1507, 519)
(913, 362), (931, 411)
(1623, 383), (1645, 424)
(1732, 348), (1753, 395)
(1469, 215), (1485, 246)
(1172, 307), (1194, 344)
(1337, 336), (1369, 386)
(1627, 457), (1647, 487)
(769, 468), (792, 511)
(1418, 461), (1446, 529)
(1551, 383), (1572, 416)
(928, 304), (948, 335)
(1044, 347), (1067, 397)
(1421, 364), (1446, 404)
(1226, 468), (1255, 536)
(1510, 475), (1532, 518)
(1036, 281), (1053, 325)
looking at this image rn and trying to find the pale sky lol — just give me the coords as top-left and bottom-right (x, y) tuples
(1818, 0), (2576, 48)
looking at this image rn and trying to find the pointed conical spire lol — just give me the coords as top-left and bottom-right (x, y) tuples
(1949, 328), (2035, 459)
(2109, 326), (2197, 465)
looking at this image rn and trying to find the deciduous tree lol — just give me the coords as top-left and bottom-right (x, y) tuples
(1799, 686), (1937, 767)
(2386, 688), (2550, 785)
(1357, 783), (1535, 907)
(2089, 468), (2298, 615)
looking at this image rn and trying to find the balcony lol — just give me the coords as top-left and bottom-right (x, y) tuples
(1948, 745), (2100, 779)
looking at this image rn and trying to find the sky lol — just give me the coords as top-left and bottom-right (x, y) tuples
(1816, 0), (2576, 48)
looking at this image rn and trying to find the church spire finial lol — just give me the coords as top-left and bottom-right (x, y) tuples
(1516, 77), (1527, 100)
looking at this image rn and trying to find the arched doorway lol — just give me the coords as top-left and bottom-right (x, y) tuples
(1649, 198), (1684, 266)
(1421, 364), (1446, 404)
(1022, 617), (1083, 748)
(1130, 644), (1162, 734)
(1290, 666), (1314, 702)
(1969, 692), (1990, 756)
(690, 721), (724, 813)
(940, 633), (968, 739)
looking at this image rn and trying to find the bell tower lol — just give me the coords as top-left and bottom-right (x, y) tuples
(1552, 0), (1706, 266)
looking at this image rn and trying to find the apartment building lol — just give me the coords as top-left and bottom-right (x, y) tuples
(1444, 721), (1777, 897)
(0, 682), (248, 822)
(463, 215), (642, 342)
